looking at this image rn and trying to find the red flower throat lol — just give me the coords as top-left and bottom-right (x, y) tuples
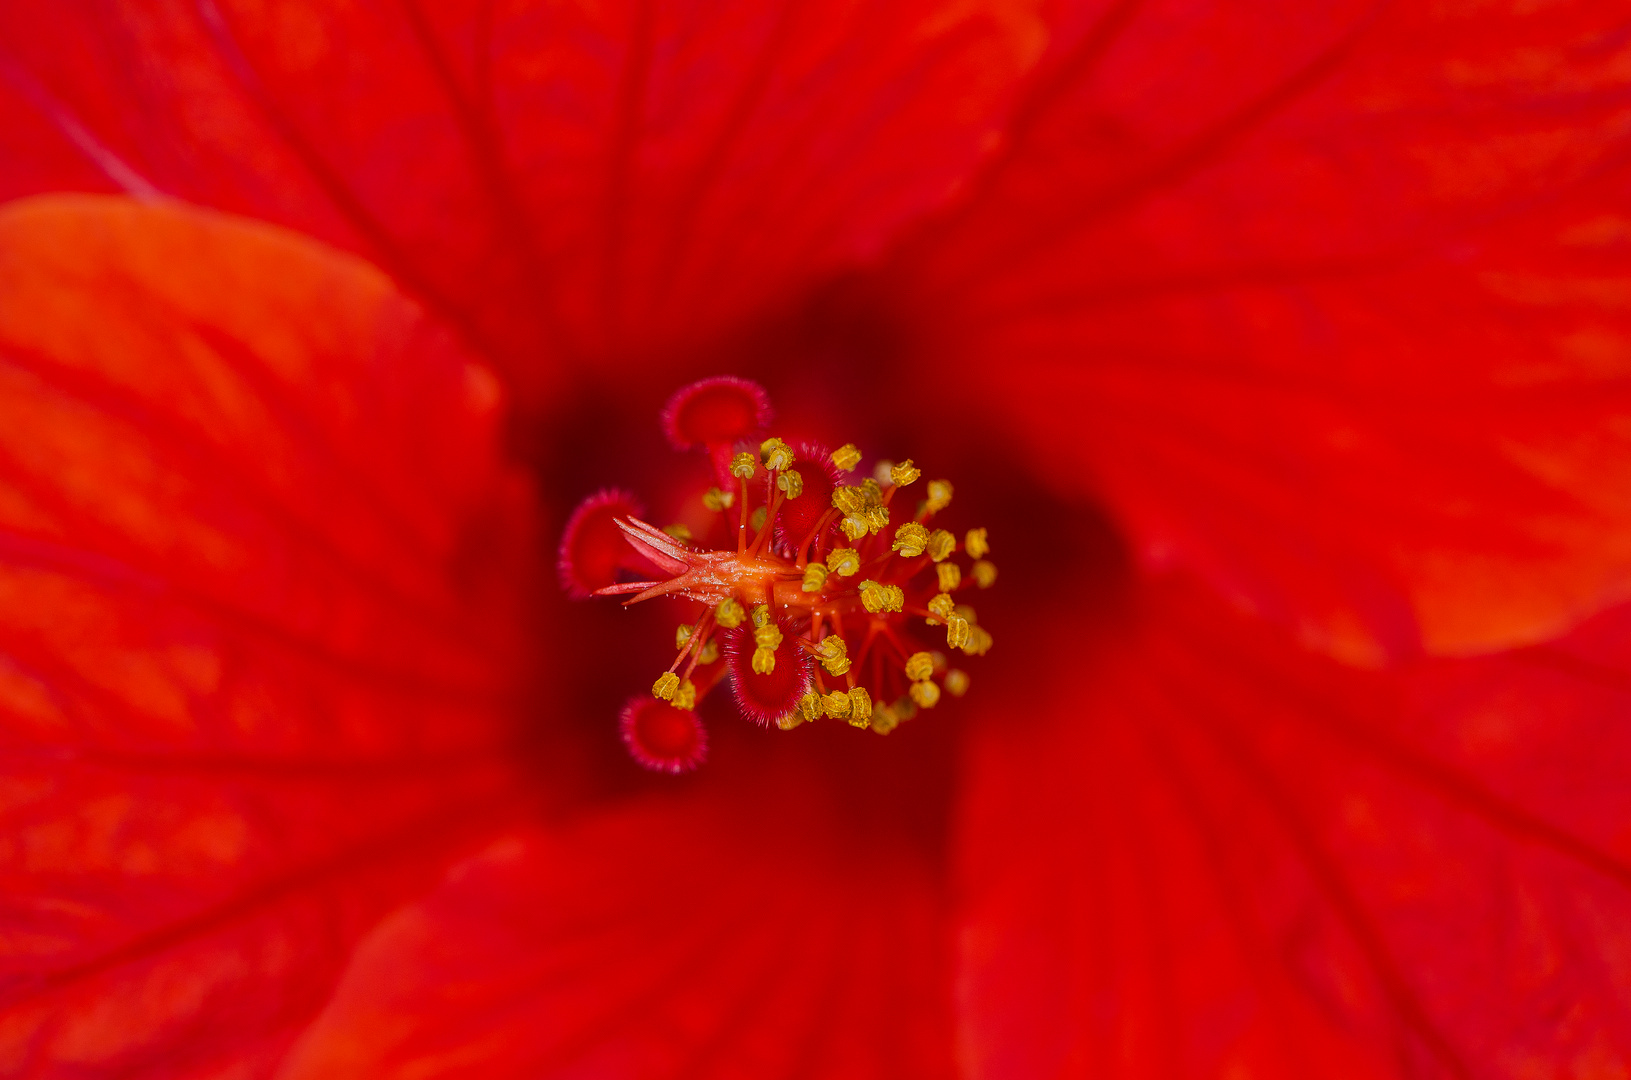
(559, 376), (996, 773)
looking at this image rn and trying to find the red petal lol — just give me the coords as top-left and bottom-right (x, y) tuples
(277, 760), (955, 1078)
(957, 579), (1631, 1076)
(0, 196), (536, 1073)
(901, 1), (1631, 659)
(0, 1), (1046, 399)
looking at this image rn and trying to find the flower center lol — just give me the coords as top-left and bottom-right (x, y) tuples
(559, 376), (995, 771)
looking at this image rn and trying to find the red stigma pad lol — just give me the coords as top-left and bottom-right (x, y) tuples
(661, 375), (772, 450)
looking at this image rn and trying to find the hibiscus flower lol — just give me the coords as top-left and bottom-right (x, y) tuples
(3, 2), (1631, 1077)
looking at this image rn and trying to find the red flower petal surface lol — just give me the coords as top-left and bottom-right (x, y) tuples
(957, 578), (1631, 1077)
(0, 0), (1044, 399)
(274, 758), (955, 1079)
(898, 0), (1631, 661)
(0, 196), (537, 1075)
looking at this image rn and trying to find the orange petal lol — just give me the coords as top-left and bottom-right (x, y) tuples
(902, 0), (1631, 660)
(958, 578), (1631, 1075)
(0, 195), (538, 1073)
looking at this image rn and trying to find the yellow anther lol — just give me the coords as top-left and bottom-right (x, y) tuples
(936, 562), (962, 592)
(892, 521), (930, 557)
(944, 669), (970, 697)
(946, 615), (971, 650)
(927, 593), (956, 624)
(699, 640), (719, 665)
(754, 622), (784, 651)
(752, 646), (777, 674)
(840, 515), (870, 541)
(730, 451), (757, 479)
(777, 469), (804, 498)
(797, 691), (823, 721)
(672, 679), (697, 711)
(972, 560), (998, 588)
(750, 505), (768, 531)
(775, 712), (803, 731)
(822, 691), (852, 719)
(871, 705), (901, 735)
(963, 625), (993, 656)
(826, 547), (861, 577)
(847, 686), (874, 728)
(859, 580), (905, 614)
(925, 529), (956, 562)
(925, 479), (954, 513)
(831, 444), (862, 471)
(909, 680), (941, 709)
(715, 598), (746, 629)
(760, 437), (795, 471)
(861, 478), (883, 503)
(832, 485), (868, 515)
(675, 623), (695, 649)
(801, 563), (828, 592)
(965, 527), (990, 559)
(703, 486), (734, 511)
(662, 523), (692, 543)
(816, 635), (850, 676)
(751, 604), (771, 628)
(652, 672), (680, 700)
(863, 506), (890, 534)
(889, 459), (921, 487)
(904, 651), (935, 682)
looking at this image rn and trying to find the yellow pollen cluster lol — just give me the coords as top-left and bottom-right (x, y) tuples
(801, 563), (828, 592)
(965, 528), (990, 560)
(972, 560), (998, 588)
(816, 635), (851, 676)
(760, 437), (795, 471)
(716, 597), (746, 628)
(827, 547), (861, 577)
(927, 593), (956, 624)
(847, 687), (873, 728)
(777, 469), (804, 498)
(892, 521), (930, 557)
(944, 670), (970, 697)
(831, 444), (862, 471)
(703, 486), (734, 511)
(926, 529), (956, 562)
(936, 562), (961, 592)
(730, 451), (757, 478)
(860, 580), (905, 613)
(653, 671), (680, 700)
(925, 480), (954, 513)
(832, 482), (891, 541)
(752, 607), (783, 674)
(889, 460), (921, 487)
